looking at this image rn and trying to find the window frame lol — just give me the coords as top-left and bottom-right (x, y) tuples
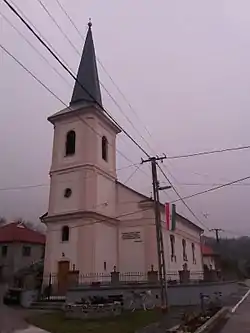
(191, 243), (196, 264)
(22, 245), (31, 257)
(182, 239), (188, 261)
(65, 130), (76, 156)
(170, 235), (176, 262)
(1, 245), (8, 257)
(101, 136), (108, 161)
(61, 225), (70, 242)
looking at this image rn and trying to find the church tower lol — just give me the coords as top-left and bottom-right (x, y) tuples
(43, 22), (121, 282)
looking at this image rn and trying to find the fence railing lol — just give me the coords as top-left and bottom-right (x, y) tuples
(43, 270), (208, 289)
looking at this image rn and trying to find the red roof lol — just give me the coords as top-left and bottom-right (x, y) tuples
(0, 222), (45, 245)
(201, 245), (217, 256)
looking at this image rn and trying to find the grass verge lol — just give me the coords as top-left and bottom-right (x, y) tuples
(27, 309), (163, 333)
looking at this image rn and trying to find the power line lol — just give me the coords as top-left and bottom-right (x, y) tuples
(36, 0), (79, 55)
(0, 10), (71, 88)
(48, 0), (177, 203)
(36, 0), (156, 156)
(123, 164), (142, 185)
(177, 182), (250, 187)
(166, 145), (250, 160)
(171, 175), (250, 203)
(157, 163), (209, 231)
(0, 41), (149, 182)
(48, 207), (152, 232)
(7, 0), (75, 77)
(1, 8), (150, 181)
(0, 163), (142, 192)
(54, 0), (154, 143)
(3, 0), (210, 230)
(3, 0), (150, 158)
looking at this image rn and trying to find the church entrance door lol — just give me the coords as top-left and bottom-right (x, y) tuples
(57, 261), (69, 295)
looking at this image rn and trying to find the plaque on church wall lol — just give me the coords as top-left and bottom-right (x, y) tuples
(122, 231), (141, 240)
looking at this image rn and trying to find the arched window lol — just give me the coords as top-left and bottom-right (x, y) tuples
(170, 235), (175, 261)
(102, 136), (108, 161)
(65, 130), (76, 156)
(61, 226), (69, 242)
(182, 239), (187, 261)
(192, 243), (196, 264)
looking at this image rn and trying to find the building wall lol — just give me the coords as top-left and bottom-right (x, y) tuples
(94, 223), (117, 273)
(118, 225), (145, 273)
(45, 105), (204, 283)
(48, 110), (118, 217)
(44, 219), (82, 275)
(44, 219), (117, 277)
(0, 242), (44, 280)
(203, 255), (216, 269)
(116, 184), (203, 276)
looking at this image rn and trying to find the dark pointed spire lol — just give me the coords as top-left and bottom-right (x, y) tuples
(70, 20), (102, 107)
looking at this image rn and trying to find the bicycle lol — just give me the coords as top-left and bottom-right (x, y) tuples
(127, 290), (155, 312)
(200, 291), (223, 316)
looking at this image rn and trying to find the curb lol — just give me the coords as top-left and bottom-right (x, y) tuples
(166, 307), (230, 333)
(194, 307), (229, 333)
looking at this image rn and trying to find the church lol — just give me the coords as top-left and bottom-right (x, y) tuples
(42, 22), (204, 292)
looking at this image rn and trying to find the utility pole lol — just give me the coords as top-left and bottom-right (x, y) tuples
(141, 155), (171, 310)
(210, 228), (223, 244)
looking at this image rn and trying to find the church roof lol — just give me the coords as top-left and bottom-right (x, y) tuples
(70, 21), (102, 107)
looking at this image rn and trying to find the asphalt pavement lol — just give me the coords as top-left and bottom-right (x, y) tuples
(219, 288), (250, 333)
(0, 283), (29, 333)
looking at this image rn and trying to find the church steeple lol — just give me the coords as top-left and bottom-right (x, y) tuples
(70, 21), (102, 107)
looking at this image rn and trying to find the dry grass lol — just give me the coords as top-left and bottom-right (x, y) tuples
(27, 309), (163, 333)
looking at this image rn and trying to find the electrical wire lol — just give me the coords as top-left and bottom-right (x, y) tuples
(166, 145), (250, 160)
(3, 0), (221, 229)
(48, 207), (152, 232)
(0, 11), (71, 88)
(0, 163), (142, 192)
(177, 182), (250, 187)
(36, 0), (156, 157)
(171, 175), (250, 203)
(37, 0), (177, 203)
(1, 6), (151, 182)
(54, 0), (154, 142)
(157, 164), (210, 231)
(3, 0), (150, 158)
(0, 41), (146, 177)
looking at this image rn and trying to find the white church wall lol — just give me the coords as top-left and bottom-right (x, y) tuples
(96, 120), (117, 177)
(76, 223), (95, 273)
(144, 224), (158, 271)
(43, 220), (79, 275)
(116, 183), (145, 220)
(49, 171), (82, 215)
(51, 117), (86, 170)
(96, 174), (116, 217)
(118, 226), (145, 273)
(94, 223), (117, 273)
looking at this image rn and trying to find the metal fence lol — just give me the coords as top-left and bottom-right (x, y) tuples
(43, 270), (205, 288)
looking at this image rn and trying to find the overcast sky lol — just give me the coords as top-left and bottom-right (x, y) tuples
(1, 0), (250, 236)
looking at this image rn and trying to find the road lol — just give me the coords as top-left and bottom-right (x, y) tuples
(0, 284), (29, 333)
(219, 288), (250, 333)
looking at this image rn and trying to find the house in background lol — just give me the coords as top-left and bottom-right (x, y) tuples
(42, 22), (204, 294)
(0, 222), (45, 281)
(201, 244), (221, 281)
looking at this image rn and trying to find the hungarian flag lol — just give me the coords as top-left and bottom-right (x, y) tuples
(165, 203), (176, 230)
